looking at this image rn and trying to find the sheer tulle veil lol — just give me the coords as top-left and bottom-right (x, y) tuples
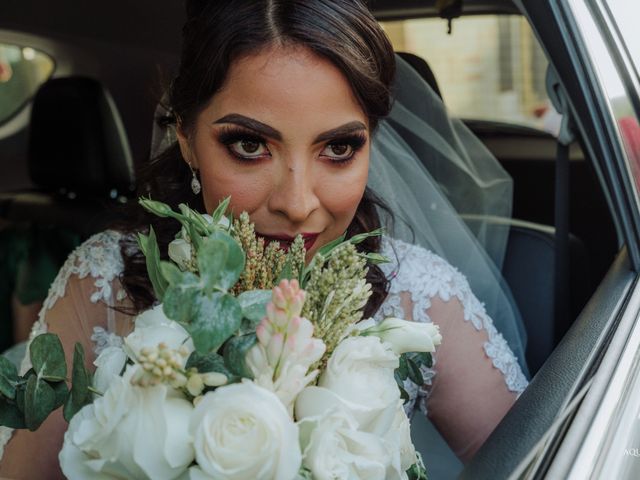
(150, 56), (530, 377)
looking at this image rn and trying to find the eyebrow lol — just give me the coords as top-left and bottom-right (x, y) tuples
(212, 114), (367, 144)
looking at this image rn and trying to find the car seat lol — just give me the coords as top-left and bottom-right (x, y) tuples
(0, 76), (136, 235)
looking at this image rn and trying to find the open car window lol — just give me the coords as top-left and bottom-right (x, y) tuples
(380, 15), (554, 132)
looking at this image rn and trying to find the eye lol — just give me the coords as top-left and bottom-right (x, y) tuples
(322, 143), (353, 159)
(320, 134), (367, 163)
(228, 138), (270, 159)
(217, 127), (271, 161)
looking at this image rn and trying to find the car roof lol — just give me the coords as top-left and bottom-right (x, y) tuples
(0, 0), (520, 53)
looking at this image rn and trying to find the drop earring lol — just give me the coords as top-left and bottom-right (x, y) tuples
(189, 162), (201, 195)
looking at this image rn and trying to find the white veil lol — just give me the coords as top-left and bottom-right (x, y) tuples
(371, 56), (528, 375)
(149, 55), (529, 376)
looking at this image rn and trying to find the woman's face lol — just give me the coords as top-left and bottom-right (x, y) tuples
(177, 45), (370, 258)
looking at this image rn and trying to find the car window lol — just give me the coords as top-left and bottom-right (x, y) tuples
(0, 43), (54, 125)
(380, 15), (554, 132)
(607, 0), (640, 75)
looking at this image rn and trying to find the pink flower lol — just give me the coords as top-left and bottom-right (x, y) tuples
(246, 279), (325, 412)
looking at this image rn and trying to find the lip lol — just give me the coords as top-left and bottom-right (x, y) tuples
(257, 232), (319, 252)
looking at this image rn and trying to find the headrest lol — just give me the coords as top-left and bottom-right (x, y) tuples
(396, 52), (443, 100)
(28, 76), (135, 197)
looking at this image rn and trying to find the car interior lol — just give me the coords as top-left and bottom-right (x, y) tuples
(0, 0), (627, 478)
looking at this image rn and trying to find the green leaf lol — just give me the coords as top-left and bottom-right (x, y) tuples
(0, 397), (25, 429)
(186, 351), (234, 378)
(198, 231), (245, 292)
(24, 375), (56, 431)
(210, 197), (231, 225)
(317, 233), (346, 257)
(188, 293), (243, 353)
(348, 228), (385, 245)
(223, 334), (257, 379)
(407, 463), (428, 480)
(0, 355), (18, 399)
(139, 198), (187, 222)
(162, 272), (201, 323)
(276, 258), (294, 284)
(140, 227), (168, 301)
(406, 358), (424, 386)
(394, 371), (410, 404)
(237, 290), (271, 323)
(63, 344), (93, 423)
(187, 221), (203, 252)
(30, 334), (67, 382)
(407, 351), (433, 369)
(52, 381), (69, 410)
(397, 354), (409, 381)
(179, 203), (210, 235)
(359, 252), (390, 265)
(160, 260), (186, 285)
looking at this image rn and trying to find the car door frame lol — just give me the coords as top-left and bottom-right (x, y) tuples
(460, 0), (640, 478)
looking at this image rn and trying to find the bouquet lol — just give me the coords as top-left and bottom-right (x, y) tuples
(0, 198), (442, 480)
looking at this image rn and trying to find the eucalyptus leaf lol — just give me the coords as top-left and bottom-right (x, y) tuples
(223, 334), (257, 379)
(0, 397), (25, 429)
(15, 383), (25, 414)
(24, 375), (55, 431)
(52, 381), (69, 410)
(198, 231), (245, 292)
(186, 351), (234, 380)
(397, 354), (409, 380)
(160, 260), (186, 285)
(237, 289), (271, 323)
(162, 272), (201, 323)
(30, 334), (66, 382)
(408, 351), (433, 369)
(0, 355), (18, 399)
(406, 358), (424, 386)
(188, 292), (243, 353)
(394, 371), (410, 404)
(63, 343), (93, 423)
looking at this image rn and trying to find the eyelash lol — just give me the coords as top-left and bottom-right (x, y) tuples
(216, 126), (367, 165)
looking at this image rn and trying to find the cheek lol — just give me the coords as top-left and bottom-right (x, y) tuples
(197, 161), (272, 215)
(318, 159), (369, 224)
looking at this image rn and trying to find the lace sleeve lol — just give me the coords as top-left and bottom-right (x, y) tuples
(0, 230), (132, 475)
(375, 237), (528, 461)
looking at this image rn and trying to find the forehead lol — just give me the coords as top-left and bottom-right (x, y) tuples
(205, 45), (368, 132)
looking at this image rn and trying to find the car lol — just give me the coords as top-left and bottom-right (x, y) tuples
(0, 0), (639, 479)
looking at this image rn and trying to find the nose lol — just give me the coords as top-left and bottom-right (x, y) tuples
(268, 158), (320, 224)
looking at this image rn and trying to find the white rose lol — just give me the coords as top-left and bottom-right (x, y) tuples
(190, 380), (301, 480)
(298, 408), (391, 480)
(363, 317), (442, 355)
(59, 366), (194, 480)
(297, 336), (399, 433)
(124, 304), (194, 365)
(92, 346), (127, 394)
(168, 238), (193, 271)
(383, 403), (416, 478)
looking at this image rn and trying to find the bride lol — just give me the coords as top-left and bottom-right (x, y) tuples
(0, 0), (528, 478)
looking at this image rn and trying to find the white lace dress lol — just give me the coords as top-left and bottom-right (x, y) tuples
(0, 231), (527, 467)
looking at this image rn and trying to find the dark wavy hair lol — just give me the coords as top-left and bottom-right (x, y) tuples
(118, 0), (397, 318)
